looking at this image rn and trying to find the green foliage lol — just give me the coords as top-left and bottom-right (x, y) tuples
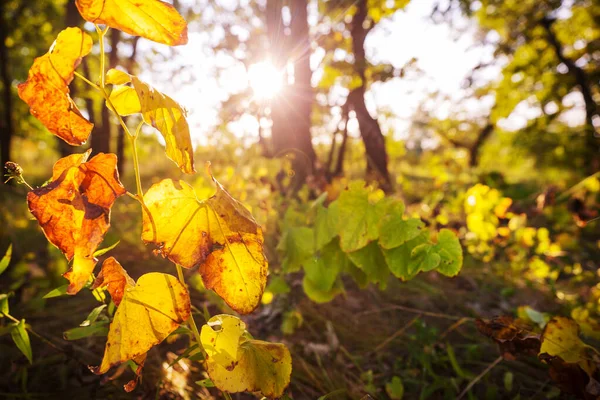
(385, 376), (405, 399)
(0, 244), (12, 276)
(278, 182), (463, 302)
(0, 293), (9, 316)
(42, 284), (69, 299)
(63, 322), (109, 341)
(11, 319), (32, 364)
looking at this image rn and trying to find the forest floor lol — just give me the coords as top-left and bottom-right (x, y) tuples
(0, 240), (563, 399)
(0, 179), (578, 400)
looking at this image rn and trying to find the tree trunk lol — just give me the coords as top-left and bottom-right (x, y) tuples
(287, 0), (317, 191)
(349, 0), (392, 191)
(0, 1), (13, 169)
(469, 122), (494, 167)
(91, 29), (117, 155)
(58, 0), (81, 157)
(334, 111), (350, 177)
(266, 0), (288, 160)
(541, 16), (600, 173)
(266, 0), (317, 192)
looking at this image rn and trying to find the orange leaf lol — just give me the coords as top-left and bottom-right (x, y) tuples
(92, 257), (135, 306)
(75, 0), (188, 46)
(17, 27), (93, 146)
(28, 150), (126, 294)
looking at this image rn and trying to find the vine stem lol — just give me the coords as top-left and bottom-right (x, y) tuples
(96, 25), (106, 88)
(85, 23), (205, 371)
(130, 122), (144, 197)
(175, 264), (203, 349)
(87, 24), (145, 200)
(72, 71), (131, 139)
(2, 312), (63, 354)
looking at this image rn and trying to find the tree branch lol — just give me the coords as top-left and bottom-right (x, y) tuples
(540, 17), (599, 135)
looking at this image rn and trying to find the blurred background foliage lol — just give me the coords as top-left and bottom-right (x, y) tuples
(0, 0), (599, 398)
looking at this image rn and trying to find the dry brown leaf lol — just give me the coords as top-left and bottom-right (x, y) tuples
(476, 316), (541, 360)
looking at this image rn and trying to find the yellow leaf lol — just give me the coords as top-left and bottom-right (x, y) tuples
(200, 314), (246, 369)
(540, 317), (595, 375)
(142, 174), (267, 314)
(106, 68), (131, 85)
(27, 150), (126, 294)
(108, 86), (141, 116)
(75, 0), (188, 46)
(17, 27), (93, 146)
(201, 315), (292, 399)
(108, 76), (195, 174)
(92, 271), (191, 374)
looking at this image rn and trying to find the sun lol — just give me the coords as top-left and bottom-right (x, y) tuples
(247, 61), (283, 99)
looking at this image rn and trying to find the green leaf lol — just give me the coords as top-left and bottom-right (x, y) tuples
(11, 319), (32, 364)
(0, 244), (12, 276)
(347, 241), (389, 289)
(314, 202), (340, 250)
(518, 306), (549, 328)
(337, 182), (387, 252)
(410, 243), (441, 272)
(43, 284), (69, 299)
(63, 321), (109, 341)
(188, 351), (206, 362)
(281, 310), (303, 335)
(168, 344), (199, 368)
(379, 202), (424, 249)
(344, 262), (369, 288)
(266, 276), (291, 295)
(195, 378), (215, 388)
(280, 227), (314, 273)
(93, 240), (120, 257)
(0, 293), (9, 316)
(80, 304), (107, 327)
(432, 229), (462, 277)
(169, 325), (193, 336)
(303, 240), (347, 293)
(503, 371), (514, 392)
(385, 376), (404, 399)
(382, 232), (429, 280)
(446, 342), (470, 379)
(302, 278), (344, 303)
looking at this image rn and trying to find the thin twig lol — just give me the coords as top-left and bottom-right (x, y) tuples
(357, 304), (472, 321)
(439, 317), (471, 340)
(175, 264), (203, 353)
(374, 314), (421, 352)
(457, 356), (503, 399)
